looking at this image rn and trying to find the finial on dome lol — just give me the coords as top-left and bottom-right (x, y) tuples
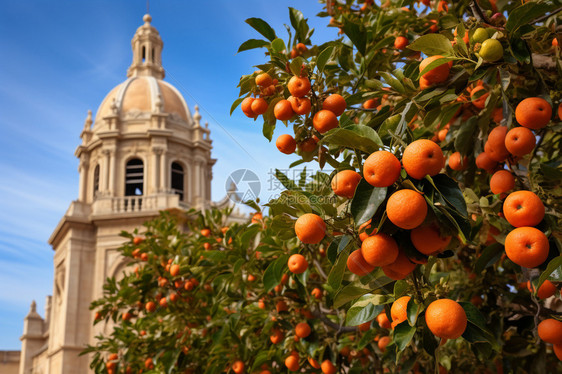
(84, 110), (93, 130)
(30, 300), (37, 313)
(193, 105), (202, 124)
(143, 14), (152, 24)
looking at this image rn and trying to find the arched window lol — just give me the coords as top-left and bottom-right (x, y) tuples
(93, 164), (100, 197)
(171, 162), (184, 201)
(142, 46), (146, 63)
(125, 159), (144, 196)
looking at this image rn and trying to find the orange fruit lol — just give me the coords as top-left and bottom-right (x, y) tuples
(295, 322), (312, 338)
(419, 55), (451, 83)
(484, 126), (509, 162)
(358, 219), (376, 241)
(201, 228), (211, 237)
(347, 249), (376, 276)
(492, 107), (503, 124)
(538, 319), (562, 344)
(313, 109), (339, 134)
(378, 336), (391, 352)
(288, 96), (311, 115)
(390, 296), (411, 328)
(554, 344), (562, 361)
(331, 170), (362, 198)
(251, 98), (268, 115)
(274, 100), (294, 121)
(448, 152), (468, 171)
(410, 225), (451, 255)
(358, 321), (371, 332)
(322, 94), (347, 116)
(382, 250), (417, 280)
(470, 86), (489, 109)
(505, 227), (549, 268)
(394, 36), (409, 50)
(299, 137), (318, 152)
(386, 189), (427, 229)
(296, 43), (307, 52)
(490, 170), (515, 196)
(515, 97), (552, 129)
(133, 236), (144, 245)
(363, 98), (379, 109)
(558, 102), (562, 119)
(288, 254), (308, 274)
(376, 312), (392, 329)
(361, 233), (399, 267)
(363, 150), (402, 187)
(528, 279), (558, 299)
(276, 134), (297, 154)
(505, 127), (535, 156)
(241, 97), (256, 118)
(419, 76), (433, 90)
(402, 139), (445, 179)
(145, 358), (154, 369)
(425, 299), (467, 339)
(311, 287), (323, 300)
(232, 360), (245, 374)
(285, 354), (300, 371)
(321, 360), (336, 374)
(503, 190), (545, 227)
(295, 213), (326, 244)
(308, 357), (321, 369)
(255, 73), (272, 87)
(475, 152), (497, 172)
(287, 76), (311, 98)
(276, 300), (288, 313)
(170, 264), (180, 277)
(145, 301), (156, 313)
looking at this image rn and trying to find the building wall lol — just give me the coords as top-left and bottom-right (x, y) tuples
(0, 351), (20, 374)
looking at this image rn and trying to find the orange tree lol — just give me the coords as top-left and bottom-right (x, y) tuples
(86, 1), (562, 373)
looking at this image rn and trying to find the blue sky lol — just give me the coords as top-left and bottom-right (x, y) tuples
(0, 1), (338, 349)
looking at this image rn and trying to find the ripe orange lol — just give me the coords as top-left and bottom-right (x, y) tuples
(170, 264), (180, 277)
(425, 299), (467, 339)
(448, 152), (468, 171)
(505, 127), (535, 156)
(420, 76), (433, 90)
(296, 43), (307, 52)
(489, 169), (515, 196)
(274, 100), (294, 121)
(295, 322), (311, 338)
(322, 94), (347, 116)
(470, 86), (489, 109)
(288, 254), (308, 274)
(321, 360), (336, 374)
(313, 110), (339, 134)
(276, 134), (297, 154)
(505, 227), (549, 268)
(363, 98), (379, 109)
(492, 107), (503, 124)
(285, 354), (300, 371)
(241, 97), (256, 118)
(358, 219), (376, 241)
(361, 233), (399, 267)
(251, 98), (268, 115)
(255, 73), (272, 87)
(410, 225), (451, 255)
(287, 76), (311, 97)
(402, 139), (445, 179)
(554, 344), (562, 361)
(528, 279), (558, 299)
(419, 55), (451, 83)
(394, 36), (409, 50)
(347, 249), (376, 276)
(145, 301), (156, 313)
(145, 358), (154, 369)
(515, 97), (552, 129)
(311, 287), (323, 300)
(294, 213), (326, 244)
(391, 296), (411, 328)
(288, 96), (311, 115)
(503, 190), (545, 227)
(276, 300), (288, 313)
(133, 236), (144, 245)
(232, 361), (245, 374)
(331, 170), (362, 198)
(308, 357), (321, 369)
(475, 152), (497, 172)
(382, 250), (417, 280)
(363, 150), (401, 187)
(386, 189), (427, 229)
(376, 312), (392, 329)
(378, 336), (391, 352)
(358, 321), (371, 332)
(484, 126), (509, 162)
(538, 319), (562, 344)
(559, 102), (562, 119)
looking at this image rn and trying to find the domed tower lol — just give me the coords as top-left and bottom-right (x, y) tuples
(19, 15), (215, 374)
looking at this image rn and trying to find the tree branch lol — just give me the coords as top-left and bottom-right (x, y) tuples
(531, 7), (562, 24)
(469, 0), (490, 24)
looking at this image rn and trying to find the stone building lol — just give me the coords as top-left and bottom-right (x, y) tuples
(11, 14), (240, 374)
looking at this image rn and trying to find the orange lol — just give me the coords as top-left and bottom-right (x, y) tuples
(232, 360), (245, 374)
(419, 55), (451, 83)
(394, 36), (409, 50)
(347, 249), (376, 276)
(311, 287), (323, 300)
(503, 190), (545, 227)
(386, 189), (428, 229)
(274, 100), (294, 121)
(287, 76), (311, 98)
(255, 73), (272, 87)
(322, 94), (347, 116)
(554, 344), (562, 361)
(448, 152), (468, 171)
(410, 225), (451, 255)
(490, 170), (515, 196)
(484, 126), (509, 162)
(538, 319), (562, 344)
(170, 264), (180, 277)
(145, 301), (156, 313)
(419, 76), (433, 90)
(145, 358), (154, 369)
(425, 299), (467, 339)
(358, 219), (376, 241)
(376, 312), (392, 329)
(528, 279), (558, 299)
(276, 300), (288, 313)
(295, 213), (326, 244)
(505, 227), (549, 268)
(285, 354), (300, 371)
(378, 336), (391, 352)
(331, 170), (362, 198)
(133, 236), (144, 245)
(492, 107), (503, 124)
(288, 96), (311, 115)
(295, 322), (311, 338)
(308, 357), (321, 369)
(475, 152), (497, 172)
(288, 254), (308, 274)
(200, 228), (211, 237)
(361, 233), (399, 267)
(296, 43), (307, 52)
(515, 97), (552, 129)
(299, 137), (318, 152)
(363, 150), (401, 187)
(390, 296), (411, 328)
(402, 139), (445, 179)
(251, 98), (268, 115)
(559, 102), (562, 119)
(321, 360), (336, 374)
(313, 110), (339, 134)
(363, 98), (379, 109)
(358, 321), (371, 331)
(241, 97), (256, 118)
(505, 127), (535, 156)
(470, 86), (489, 109)
(382, 250), (417, 280)
(276, 134), (297, 155)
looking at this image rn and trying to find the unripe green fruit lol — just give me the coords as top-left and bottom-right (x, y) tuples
(385, 114), (401, 128)
(479, 39), (503, 62)
(473, 28), (489, 43)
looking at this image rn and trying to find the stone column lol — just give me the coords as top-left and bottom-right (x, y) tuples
(108, 150), (116, 195)
(77, 159), (88, 202)
(160, 151), (166, 192)
(101, 150), (110, 196)
(19, 301), (45, 374)
(151, 148), (163, 194)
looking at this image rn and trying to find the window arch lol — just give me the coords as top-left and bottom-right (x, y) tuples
(171, 162), (184, 201)
(93, 164), (100, 197)
(125, 158), (144, 196)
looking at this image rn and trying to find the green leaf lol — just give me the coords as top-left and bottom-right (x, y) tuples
(430, 174), (468, 217)
(408, 34), (454, 56)
(393, 321), (416, 351)
(290, 56), (306, 76)
(270, 38), (286, 53)
(454, 116), (478, 155)
(230, 98), (245, 116)
(328, 245), (352, 291)
(237, 39), (270, 53)
(422, 322), (439, 356)
(537, 256), (562, 289)
(474, 243), (504, 274)
(245, 18), (277, 41)
(342, 17), (367, 56)
(406, 298), (421, 326)
(275, 169), (299, 191)
(334, 285), (374, 308)
(262, 120), (275, 142)
(328, 235), (352, 264)
(505, 3), (558, 33)
(379, 72), (405, 94)
(263, 254), (290, 292)
(345, 295), (384, 326)
(317, 46), (335, 73)
(319, 125), (383, 154)
(351, 181), (387, 227)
